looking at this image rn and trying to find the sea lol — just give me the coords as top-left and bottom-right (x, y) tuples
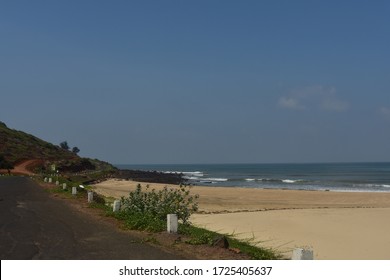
(116, 162), (390, 192)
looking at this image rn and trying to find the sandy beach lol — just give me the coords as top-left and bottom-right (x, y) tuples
(92, 179), (390, 260)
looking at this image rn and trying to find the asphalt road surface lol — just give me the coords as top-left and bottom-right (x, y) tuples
(0, 176), (183, 260)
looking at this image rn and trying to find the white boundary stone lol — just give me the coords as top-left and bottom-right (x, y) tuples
(292, 248), (314, 260)
(167, 214), (178, 233)
(113, 200), (121, 212)
(87, 191), (94, 203)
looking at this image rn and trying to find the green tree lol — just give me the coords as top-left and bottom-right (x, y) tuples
(60, 141), (69, 150)
(72, 147), (80, 154)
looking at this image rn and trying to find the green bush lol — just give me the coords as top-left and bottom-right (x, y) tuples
(0, 155), (13, 169)
(120, 184), (199, 226)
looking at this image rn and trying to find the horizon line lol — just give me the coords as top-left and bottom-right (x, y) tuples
(113, 161), (390, 166)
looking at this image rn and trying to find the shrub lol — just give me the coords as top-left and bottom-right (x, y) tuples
(0, 155), (13, 169)
(120, 184), (199, 226)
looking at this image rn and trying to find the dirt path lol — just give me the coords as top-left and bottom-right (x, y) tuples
(0, 159), (41, 175)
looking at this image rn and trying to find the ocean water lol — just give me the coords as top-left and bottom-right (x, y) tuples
(116, 162), (390, 192)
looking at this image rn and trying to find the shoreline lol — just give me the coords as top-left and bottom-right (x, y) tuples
(92, 179), (390, 259)
(116, 162), (390, 193)
(92, 179), (390, 213)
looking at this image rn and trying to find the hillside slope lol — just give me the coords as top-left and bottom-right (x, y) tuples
(0, 121), (77, 165)
(0, 121), (114, 174)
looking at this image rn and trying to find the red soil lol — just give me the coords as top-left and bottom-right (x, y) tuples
(0, 159), (42, 175)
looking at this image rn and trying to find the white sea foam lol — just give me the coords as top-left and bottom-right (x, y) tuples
(183, 176), (203, 180)
(182, 171), (204, 177)
(164, 171), (204, 177)
(203, 178), (228, 182)
(210, 178), (229, 182)
(281, 179), (307, 184)
(282, 179), (297, 183)
(357, 183), (390, 189)
(245, 179), (256, 181)
(374, 184), (390, 188)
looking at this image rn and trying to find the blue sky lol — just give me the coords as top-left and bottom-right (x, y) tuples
(1, 1), (389, 164)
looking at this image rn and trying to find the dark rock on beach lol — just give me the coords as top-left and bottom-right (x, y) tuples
(115, 169), (188, 185)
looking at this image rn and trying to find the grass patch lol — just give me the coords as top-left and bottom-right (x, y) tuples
(41, 175), (98, 201)
(88, 201), (111, 211)
(113, 211), (166, 232)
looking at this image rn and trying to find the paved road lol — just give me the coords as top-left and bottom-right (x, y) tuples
(0, 177), (183, 260)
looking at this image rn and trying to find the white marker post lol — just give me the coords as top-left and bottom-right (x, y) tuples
(48, 178), (52, 183)
(292, 248), (314, 260)
(44, 177), (48, 183)
(167, 214), (178, 233)
(62, 183), (67, 190)
(72, 187), (77, 195)
(113, 200), (121, 212)
(87, 191), (94, 203)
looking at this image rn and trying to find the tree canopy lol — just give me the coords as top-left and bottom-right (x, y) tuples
(72, 147), (80, 154)
(60, 141), (69, 150)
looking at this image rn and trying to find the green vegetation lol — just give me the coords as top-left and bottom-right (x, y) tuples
(106, 184), (199, 232)
(60, 141), (80, 154)
(114, 211), (167, 232)
(0, 121), (76, 165)
(0, 154), (13, 169)
(59, 141), (70, 150)
(0, 121), (116, 174)
(121, 184), (198, 223)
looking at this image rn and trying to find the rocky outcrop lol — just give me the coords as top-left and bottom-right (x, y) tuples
(115, 169), (188, 185)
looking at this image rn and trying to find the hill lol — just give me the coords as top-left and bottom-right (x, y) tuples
(0, 121), (114, 174)
(0, 121), (184, 184)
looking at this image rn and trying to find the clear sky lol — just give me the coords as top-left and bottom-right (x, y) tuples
(1, 1), (389, 164)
